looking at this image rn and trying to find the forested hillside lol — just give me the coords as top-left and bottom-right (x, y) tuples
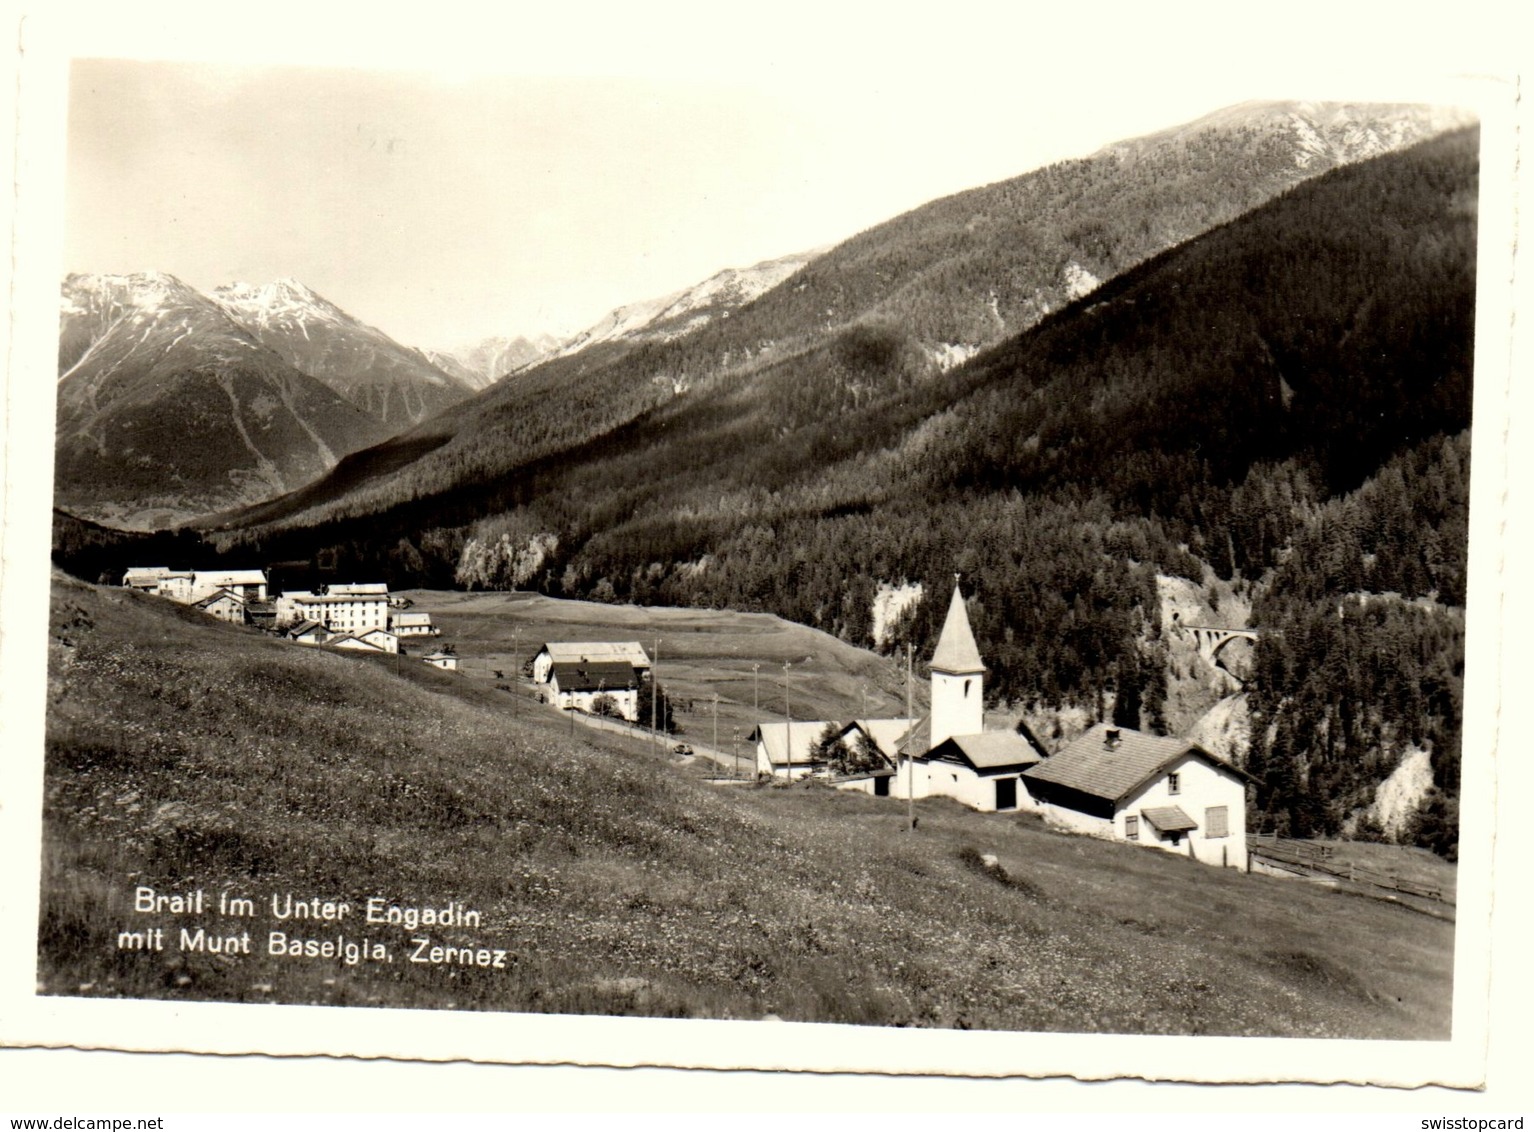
(210, 102), (1457, 533)
(56, 119), (1477, 858)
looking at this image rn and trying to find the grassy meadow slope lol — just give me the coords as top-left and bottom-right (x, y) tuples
(41, 575), (1452, 1037)
(396, 589), (928, 756)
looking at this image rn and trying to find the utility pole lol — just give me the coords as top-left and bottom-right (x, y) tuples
(751, 662), (760, 776)
(783, 661), (792, 782)
(712, 693), (719, 768)
(651, 636), (661, 753)
(512, 628), (519, 716)
(906, 641), (915, 833)
(732, 726), (740, 780)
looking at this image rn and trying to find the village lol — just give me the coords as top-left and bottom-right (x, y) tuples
(122, 566), (461, 671)
(122, 566), (1259, 874)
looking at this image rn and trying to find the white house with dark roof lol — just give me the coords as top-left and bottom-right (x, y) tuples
(1023, 723), (1255, 869)
(532, 642), (652, 684)
(892, 581), (1045, 812)
(547, 660), (641, 720)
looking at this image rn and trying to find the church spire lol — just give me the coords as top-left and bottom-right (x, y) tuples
(929, 577), (986, 676)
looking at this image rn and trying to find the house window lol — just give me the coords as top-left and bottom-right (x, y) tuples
(1125, 815), (1139, 840)
(1167, 772), (1181, 795)
(964, 679), (971, 697)
(1205, 806), (1229, 838)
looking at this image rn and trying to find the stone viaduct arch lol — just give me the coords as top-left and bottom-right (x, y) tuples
(1180, 624), (1260, 667)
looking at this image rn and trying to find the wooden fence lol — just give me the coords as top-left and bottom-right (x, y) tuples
(1247, 834), (1453, 906)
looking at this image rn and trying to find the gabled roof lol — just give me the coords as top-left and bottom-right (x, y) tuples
(288, 619), (326, 638)
(422, 650), (456, 661)
(751, 720), (836, 767)
(1023, 723), (1257, 803)
(929, 583), (986, 675)
(550, 660), (638, 692)
(194, 587), (244, 609)
(894, 714), (931, 757)
(927, 731), (1047, 771)
(360, 627), (397, 640)
(835, 717), (916, 757)
(193, 569), (267, 585)
(326, 633), (382, 650)
(538, 641), (652, 667)
(393, 612), (433, 626)
(330, 583), (390, 595)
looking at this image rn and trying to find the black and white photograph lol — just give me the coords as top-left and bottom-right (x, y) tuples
(0, 1), (1524, 1103)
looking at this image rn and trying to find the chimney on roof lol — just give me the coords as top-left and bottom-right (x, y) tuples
(1104, 727), (1121, 749)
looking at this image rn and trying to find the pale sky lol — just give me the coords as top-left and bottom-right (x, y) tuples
(59, 3), (1504, 351)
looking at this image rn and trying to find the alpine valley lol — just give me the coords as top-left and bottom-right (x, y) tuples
(53, 99), (1477, 852)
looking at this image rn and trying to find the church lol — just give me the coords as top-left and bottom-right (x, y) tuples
(893, 579), (1253, 868)
(893, 581), (1049, 812)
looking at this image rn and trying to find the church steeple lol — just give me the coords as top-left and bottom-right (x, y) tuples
(930, 578), (986, 676)
(929, 577), (986, 748)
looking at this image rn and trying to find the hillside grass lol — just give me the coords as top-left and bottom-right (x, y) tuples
(406, 589), (937, 751)
(39, 576), (1453, 1037)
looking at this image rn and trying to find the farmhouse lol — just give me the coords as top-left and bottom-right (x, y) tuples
(243, 600), (278, 630)
(190, 569), (268, 603)
(750, 720), (836, 780)
(1022, 723), (1255, 870)
(390, 611), (439, 637)
(192, 588), (246, 625)
(422, 650), (459, 672)
(836, 717), (916, 761)
(532, 642), (651, 685)
(287, 620), (328, 646)
(358, 627), (400, 655)
(325, 632), (388, 653)
(892, 582), (1046, 812)
(122, 567), (194, 602)
(547, 660), (641, 721)
(123, 567), (176, 592)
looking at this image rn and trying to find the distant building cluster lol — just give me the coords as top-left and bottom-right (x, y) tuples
(122, 568), (456, 671)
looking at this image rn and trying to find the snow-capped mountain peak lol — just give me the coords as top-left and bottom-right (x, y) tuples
(550, 248), (821, 360)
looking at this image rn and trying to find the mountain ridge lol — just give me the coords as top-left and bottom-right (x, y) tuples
(55, 272), (395, 529)
(214, 100), (1468, 536)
